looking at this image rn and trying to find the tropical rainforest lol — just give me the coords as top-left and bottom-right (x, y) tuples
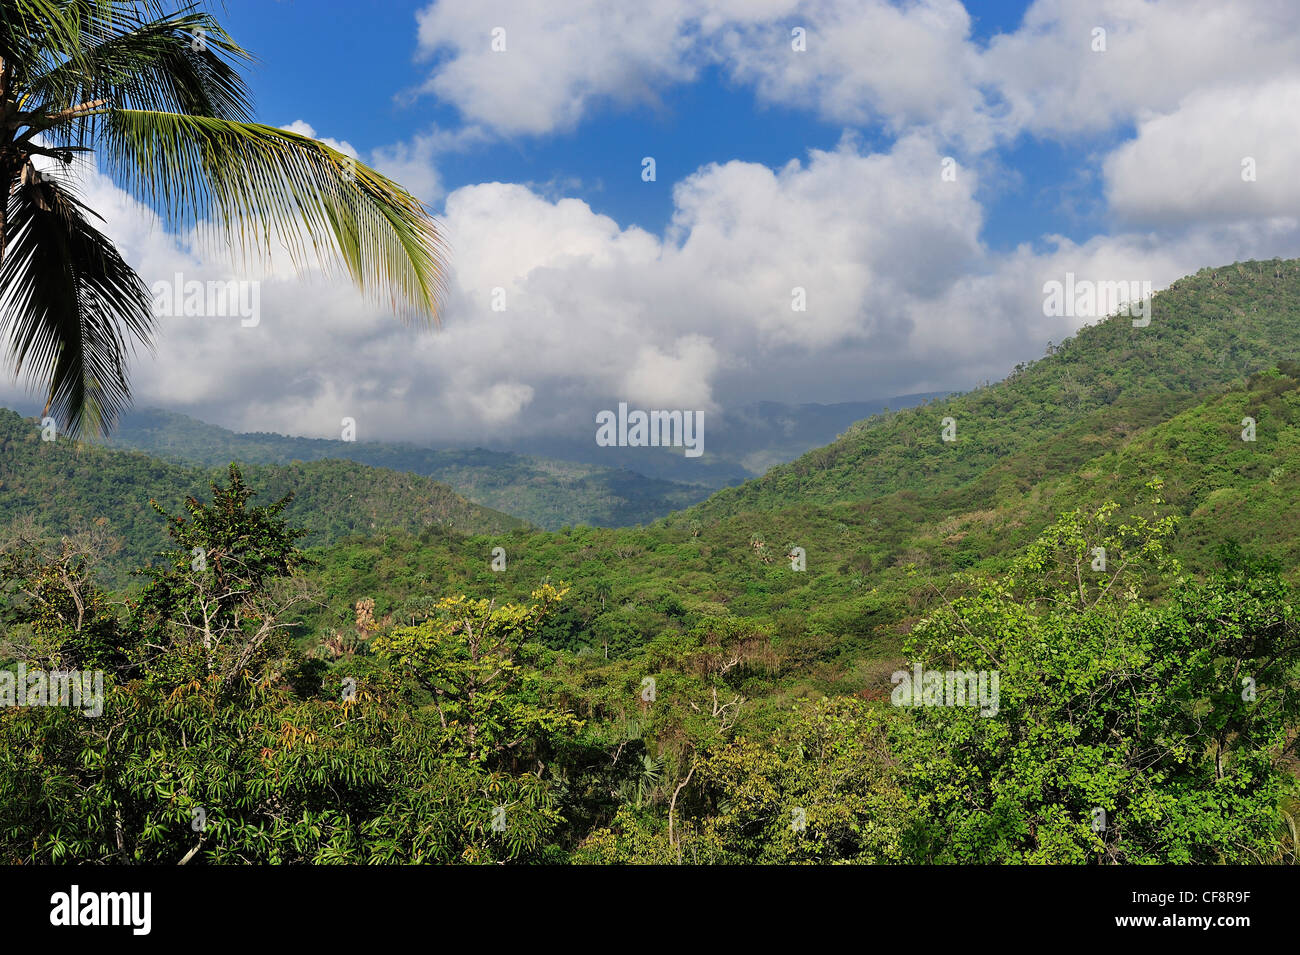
(2, 259), (1300, 864)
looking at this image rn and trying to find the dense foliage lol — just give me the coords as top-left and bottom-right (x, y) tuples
(3, 260), (1300, 863)
(2, 471), (1296, 864)
(98, 408), (714, 530)
(0, 406), (526, 586)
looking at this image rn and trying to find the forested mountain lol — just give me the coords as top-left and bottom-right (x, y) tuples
(685, 260), (1300, 521)
(0, 408), (527, 584)
(296, 362), (1300, 663)
(7, 259), (1300, 660)
(296, 261), (1300, 658)
(98, 408), (712, 529)
(4, 260), (1299, 866)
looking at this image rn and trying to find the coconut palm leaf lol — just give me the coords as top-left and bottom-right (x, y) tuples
(101, 110), (447, 321)
(1, 0), (448, 435)
(0, 165), (153, 435)
(0, 1), (86, 78)
(22, 5), (253, 136)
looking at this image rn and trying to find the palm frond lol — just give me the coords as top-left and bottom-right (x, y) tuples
(0, 1), (89, 83)
(21, 4), (252, 144)
(0, 164), (154, 436)
(0, 1), (446, 437)
(103, 109), (447, 323)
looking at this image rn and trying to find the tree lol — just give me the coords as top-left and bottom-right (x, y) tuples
(575, 698), (907, 864)
(129, 463), (312, 692)
(367, 585), (580, 861)
(895, 500), (1300, 863)
(0, 0), (447, 435)
(371, 584), (582, 768)
(593, 579), (611, 656)
(0, 521), (128, 671)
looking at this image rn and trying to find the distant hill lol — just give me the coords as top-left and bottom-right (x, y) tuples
(100, 408), (713, 529)
(99, 394), (951, 530)
(493, 392), (950, 485)
(676, 259), (1300, 524)
(0, 408), (527, 586)
(290, 259), (1300, 665)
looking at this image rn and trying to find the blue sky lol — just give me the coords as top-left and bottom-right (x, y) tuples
(225, 0), (1092, 249)
(10, 0), (1299, 449)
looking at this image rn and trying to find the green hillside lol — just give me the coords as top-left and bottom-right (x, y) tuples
(685, 259), (1300, 522)
(294, 261), (1300, 668)
(291, 365), (1298, 672)
(0, 407), (527, 584)
(5, 260), (1300, 866)
(100, 408), (712, 529)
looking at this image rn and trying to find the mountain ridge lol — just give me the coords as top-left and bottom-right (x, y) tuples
(288, 258), (1300, 663)
(0, 407), (528, 586)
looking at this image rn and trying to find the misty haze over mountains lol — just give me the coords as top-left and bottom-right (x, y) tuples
(480, 392), (950, 484)
(46, 392), (953, 527)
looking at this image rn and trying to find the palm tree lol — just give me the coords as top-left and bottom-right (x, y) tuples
(0, 1), (447, 436)
(593, 579), (612, 657)
(633, 752), (661, 809)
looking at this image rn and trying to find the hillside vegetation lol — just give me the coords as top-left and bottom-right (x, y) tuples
(101, 408), (712, 529)
(689, 259), (1300, 520)
(0, 408), (526, 584)
(3, 259), (1299, 865)
(298, 261), (1300, 670)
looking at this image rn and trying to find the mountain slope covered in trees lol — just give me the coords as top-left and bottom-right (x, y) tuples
(0, 408), (526, 584)
(296, 260), (1300, 663)
(98, 408), (712, 529)
(683, 259), (1300, 522)
(3, 259), (1299, 865)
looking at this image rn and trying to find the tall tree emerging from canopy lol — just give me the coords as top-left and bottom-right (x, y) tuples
(0, 0), (447, 436)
